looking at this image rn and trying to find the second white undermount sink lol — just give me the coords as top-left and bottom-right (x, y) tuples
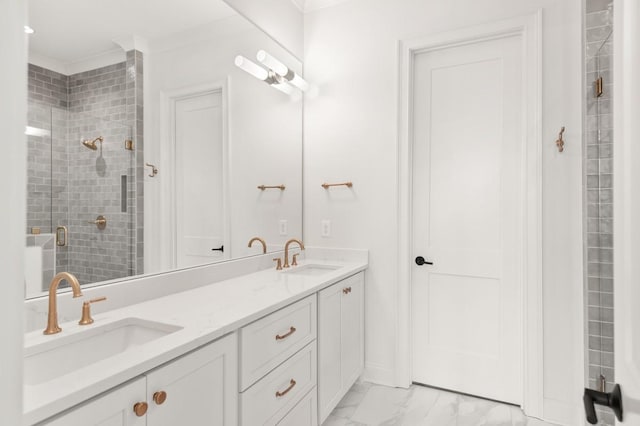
(283, 264), (341, 276)
(24, 317), (182, 386)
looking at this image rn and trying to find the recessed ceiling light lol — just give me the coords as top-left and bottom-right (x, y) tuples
(24, 25), (35, 34)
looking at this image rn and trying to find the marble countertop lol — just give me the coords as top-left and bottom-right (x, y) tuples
(23, 257), (367, 425)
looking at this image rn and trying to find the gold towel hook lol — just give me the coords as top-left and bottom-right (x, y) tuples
(556, 127), (565, 153)
(145, 163), (158, 177)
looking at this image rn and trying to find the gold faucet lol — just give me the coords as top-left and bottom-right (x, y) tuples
(43, 272), (83, 335)
(283, 238), (305, 268)
(248, 236), (267, 254)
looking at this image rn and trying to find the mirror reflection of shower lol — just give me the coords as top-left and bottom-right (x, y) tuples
(82, 136), (103, 151)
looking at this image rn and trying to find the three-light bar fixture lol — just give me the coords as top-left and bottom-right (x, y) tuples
(234, 50), (309, 95)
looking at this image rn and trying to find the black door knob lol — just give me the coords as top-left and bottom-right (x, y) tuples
(415, 256), (433, 266)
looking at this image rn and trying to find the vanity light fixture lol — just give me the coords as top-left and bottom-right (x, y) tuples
(234, 54), (298, 95)
(257, 50), (309, 92)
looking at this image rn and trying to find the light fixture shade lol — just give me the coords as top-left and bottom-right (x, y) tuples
(288, 74), (310, 92)
(235, 55), (268, 81)
(256, 50), (289, 77)
(271, 82), (294, 95)
(257, 49), (309, 92)
(24, 25), (35, 34)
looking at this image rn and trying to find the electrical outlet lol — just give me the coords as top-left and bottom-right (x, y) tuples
(279, 220), (288, 236)
(321, 220), (331, 237)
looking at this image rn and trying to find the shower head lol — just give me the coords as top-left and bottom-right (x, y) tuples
(82, 136), (103, 151)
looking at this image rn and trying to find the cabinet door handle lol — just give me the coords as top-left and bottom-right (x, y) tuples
(153, 391), (167, 405)
(275, 379), (297, 398)
(133, 402), (148, 417)
(343, 287), (352, 294)
(275, 326), (296, 341)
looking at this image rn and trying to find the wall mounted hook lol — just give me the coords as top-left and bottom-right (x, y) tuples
(556, 127), (565, 153)
(145, 163), (158, 177)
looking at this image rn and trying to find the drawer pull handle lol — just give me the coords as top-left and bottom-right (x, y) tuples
(275, 379), (297, 398)
(343, 287), (352, 294)
(133, 402), (148, 417)
(153, 391), (167, 405)
(275, 326), (297, 341)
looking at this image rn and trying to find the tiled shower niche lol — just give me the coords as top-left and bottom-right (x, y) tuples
(26, 52), (143, 291)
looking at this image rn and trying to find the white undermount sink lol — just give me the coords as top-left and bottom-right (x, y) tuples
(24, 317), (182, 386)
(283, 264), (341, 276)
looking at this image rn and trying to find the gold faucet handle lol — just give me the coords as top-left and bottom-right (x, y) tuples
(79, 296), (107, 325)
(292, 253), (299, 266)
(273, 258), (283, 271)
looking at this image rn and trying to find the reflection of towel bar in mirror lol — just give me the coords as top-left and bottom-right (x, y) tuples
(321, 182), (353, 189)
(258, 185), (285, 190)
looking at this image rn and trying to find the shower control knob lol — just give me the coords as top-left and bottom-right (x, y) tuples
(415, 256), (433, 266)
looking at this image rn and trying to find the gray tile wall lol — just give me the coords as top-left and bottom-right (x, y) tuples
(584, 1), (614, 425)
(26, 65), (68, 235)
(26, 52), (143, 288)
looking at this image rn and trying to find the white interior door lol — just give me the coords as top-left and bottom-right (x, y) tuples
(411, 35), (523, 405)
(175, 91), (225, 268)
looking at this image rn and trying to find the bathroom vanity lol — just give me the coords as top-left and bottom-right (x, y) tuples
(24, 250), (367, 425)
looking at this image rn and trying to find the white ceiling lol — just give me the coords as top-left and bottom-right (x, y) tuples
(295, 0), (353, 13)
(28, 0), (238, 65)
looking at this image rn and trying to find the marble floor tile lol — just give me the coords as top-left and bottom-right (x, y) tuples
(326, 381), (559, 426)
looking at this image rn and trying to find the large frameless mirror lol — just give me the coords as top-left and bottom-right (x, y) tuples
(25, 0), (303, 298)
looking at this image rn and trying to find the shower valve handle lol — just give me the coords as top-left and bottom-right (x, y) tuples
(88, 215), (107, 230)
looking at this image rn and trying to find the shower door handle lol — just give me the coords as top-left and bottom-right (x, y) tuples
(415, 256), (433, 266)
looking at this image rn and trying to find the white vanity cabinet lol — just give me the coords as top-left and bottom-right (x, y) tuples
(41, 377), (147, 426)
(40, 333), (237, 426)
(317, 272), (365, 424)
(239, 295), (318, 425)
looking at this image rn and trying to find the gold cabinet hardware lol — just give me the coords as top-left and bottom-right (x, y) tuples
(56, 226), (67, 247)
(343, 287), (352, 295)
(145, 163), (158, 177)
(556, 127), (565, 153)
(321, 181), (353, 189)
(273, 257), (283, 270)
(275, 379), (297, 398)
(88, 215), (107, 230)
(44, 272), (83, 335)
(133, 402), (148, 417)
(248, 236), (267, 254)
(258, 184), (285, 191)
(153, 391), (168, 405)
(79, 296), (107, 325)
(292, 253), (299, 266)
(283, 238), (305, 268)
(124, 139), (134, 151)
(275, 326), (297, 341)
(31, 227), (41, 235)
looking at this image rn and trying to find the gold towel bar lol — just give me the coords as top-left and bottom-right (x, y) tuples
(321, 181), (353, 189)
(258, 185), (285, 190)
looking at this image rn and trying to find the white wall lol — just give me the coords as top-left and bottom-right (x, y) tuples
(0, 0), (26, 423)
(303, 0), (583, 423)
(144, 15), (303, 273)
(223, 0), (304, 60)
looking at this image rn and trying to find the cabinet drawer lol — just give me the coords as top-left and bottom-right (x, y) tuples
(277, 388), (317, 426)
(240, 342), (317, 426)
(240, 295), (316, 390)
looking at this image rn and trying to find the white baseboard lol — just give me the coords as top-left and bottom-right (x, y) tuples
(543, 397), (582, 426)
(362, 362), (398, 387)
